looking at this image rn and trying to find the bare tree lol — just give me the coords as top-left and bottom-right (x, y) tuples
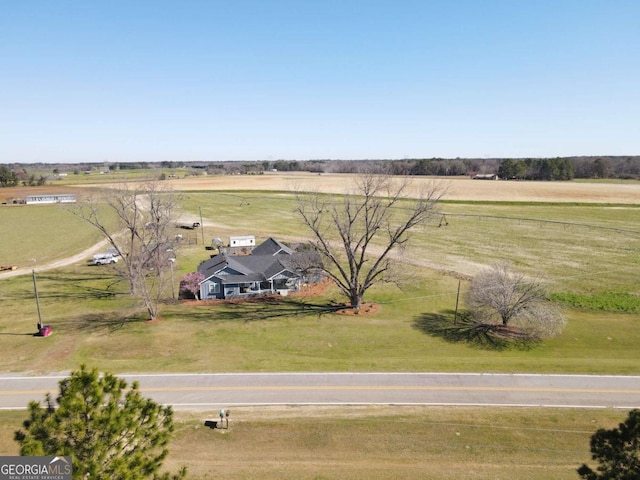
(296, 171), (444, 310)
(72, 181), (179, 321)
(466, 262), (566, 339)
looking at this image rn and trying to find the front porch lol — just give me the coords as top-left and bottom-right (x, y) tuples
(203, 277), (301, 300)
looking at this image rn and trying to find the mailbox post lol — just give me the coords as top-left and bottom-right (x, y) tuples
(219, 409), (230, 429)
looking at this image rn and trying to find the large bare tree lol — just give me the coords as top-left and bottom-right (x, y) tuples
(73, 181), (179, 321)
(466, 262), (566, 339)
(296, 172), (444, 310)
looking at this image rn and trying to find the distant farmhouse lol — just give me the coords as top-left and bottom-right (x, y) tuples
(25, 194), (77, 204)
(198, 237), (310, 300)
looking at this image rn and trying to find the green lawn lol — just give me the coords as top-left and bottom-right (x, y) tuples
(1, 261), (638, 374)
(0, 205), (106, 266)
(1, 192), (639, 374)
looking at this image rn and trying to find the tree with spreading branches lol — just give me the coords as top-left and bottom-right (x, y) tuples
(15, 365), (186, 480)
(72, 181), (179, 321)
(296, 171), (444, 310)
(466, 262), (566, 339)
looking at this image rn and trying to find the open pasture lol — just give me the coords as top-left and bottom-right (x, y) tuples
(0, 175), (638, 373)
(0, 188), (638, 374)
(0, 406), (627, 480)
(180, 190), (640, 296)
(0, 201), (107, 267)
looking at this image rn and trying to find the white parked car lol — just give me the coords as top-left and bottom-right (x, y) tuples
(93, 253), (119, 265)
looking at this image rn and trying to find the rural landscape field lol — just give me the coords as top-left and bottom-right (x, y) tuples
(4, 1), (640, 477)
(0, 172), (639, 478)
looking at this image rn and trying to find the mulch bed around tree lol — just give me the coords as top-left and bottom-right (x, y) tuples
(333, 302), (381, 316)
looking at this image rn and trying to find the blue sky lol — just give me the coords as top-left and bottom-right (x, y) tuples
(1, 0), (639, 163)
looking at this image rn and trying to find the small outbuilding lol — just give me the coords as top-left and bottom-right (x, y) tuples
(229, 235), (255, 247)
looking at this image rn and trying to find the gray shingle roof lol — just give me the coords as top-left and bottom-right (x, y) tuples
(197, 239), (298, 285)
(251, 237), (294, 256)
(197, 254), (229, 278)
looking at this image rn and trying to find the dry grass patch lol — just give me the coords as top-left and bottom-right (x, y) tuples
(86, 173), (640, 203)
(160, 406), (624, 480)
(0, 406), (626, 479)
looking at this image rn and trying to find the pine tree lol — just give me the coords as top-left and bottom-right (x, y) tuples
(15, 366), (186, 480)
(578, 409), (640, 479)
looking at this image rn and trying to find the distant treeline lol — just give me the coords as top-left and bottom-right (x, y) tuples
(354, 156), (638, 180)
(0, 165), (46, 187)
(2, 156), (639, 187)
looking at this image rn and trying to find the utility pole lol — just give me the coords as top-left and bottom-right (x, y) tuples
(199, 206), (205, 245)
(32, 269), (43, 331)
(169, 259), (176, 302)
(454, 279), (461, 325)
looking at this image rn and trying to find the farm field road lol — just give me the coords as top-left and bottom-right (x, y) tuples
(0, 238), (112, 279)
(81, 173), (640, 203)
(1, 373), (639, 411)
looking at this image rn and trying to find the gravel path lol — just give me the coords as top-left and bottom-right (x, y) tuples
(0, 238), (112, 279)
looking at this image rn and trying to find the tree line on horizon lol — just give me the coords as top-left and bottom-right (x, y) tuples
(1, 156), (639, 188)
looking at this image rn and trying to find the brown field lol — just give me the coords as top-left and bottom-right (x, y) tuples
(3, 174), (638, 204)
(116, 173), (640, 203)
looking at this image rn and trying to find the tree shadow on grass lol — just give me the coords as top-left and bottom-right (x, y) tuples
(56, 312), (146, 334)
(36, 272), (125, 300)
(4, 272), (125, 302)
(183, 297), (343, 323)
(413, 310), (539, 351)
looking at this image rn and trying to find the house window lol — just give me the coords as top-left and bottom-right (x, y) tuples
(209, 282), (220, 294)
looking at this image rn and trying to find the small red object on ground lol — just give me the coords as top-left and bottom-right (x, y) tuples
(38, 325), (52, 337)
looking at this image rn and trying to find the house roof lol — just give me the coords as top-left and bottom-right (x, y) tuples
(251, 237), (294, 256)
(233, 255), (289, 279)
(198, 242), (298, 285)
(198, 254), (231, 278)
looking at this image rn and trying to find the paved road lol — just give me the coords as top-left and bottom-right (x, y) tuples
(1, 373), (639, 411)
